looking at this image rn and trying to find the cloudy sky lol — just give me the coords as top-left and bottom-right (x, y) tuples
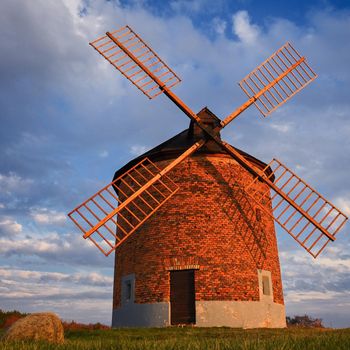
(0, 0), (349, 327)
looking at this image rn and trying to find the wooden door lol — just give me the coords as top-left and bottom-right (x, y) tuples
(170, 269), (196, 325)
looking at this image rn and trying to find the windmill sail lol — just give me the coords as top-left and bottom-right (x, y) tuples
(90, 26), (181, 99)
(68, 157), (179, 255)
(221, 43), (317, 126)
(68, 142), (204, 256)
(245, 159), (348, 257)
(238, 42), (317, 117)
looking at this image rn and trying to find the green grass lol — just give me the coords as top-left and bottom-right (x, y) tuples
(1, 327), (350, 350)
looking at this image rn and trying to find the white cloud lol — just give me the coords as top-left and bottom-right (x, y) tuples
(0, 217), (22, 236)
(232, 10), (260, 44)
(1, 238), (58, 254)
(0, 231), (112, 267)
(170, 0), (201, 13)
(285, 290), (340, 303)
(0, 266), (113, 324)
(0, 267), (113, 286)
(269, 122), (293, 133)
(334, 196), (350, 216)
(282, 246), (350, 274)
(315, 256), (350, 272)
(130, 144), (147, 156)
(31, 208), (66, 226)
(0, 172), (33, 195)
(295, 164), (306, 172)
(212, 17), (227, 35)
(99, 150), (109, 158)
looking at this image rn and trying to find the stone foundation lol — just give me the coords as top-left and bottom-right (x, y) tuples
(112, 300), (286, 328)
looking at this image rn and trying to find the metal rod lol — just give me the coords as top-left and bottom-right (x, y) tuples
(103, 186), (179, 256)
(84, 203), (117, 238)
(88, 235), (109, 256)
(272, 174), (295, 210)
(68, 214), (87, 234)
(262, 63), (290, 96)
(271, 56), (299, 90)
(290, 196), (320, 231)
(107, 49), (123, 59)
(276, 52), (304, 86)
(275, 180), (302, 220)
(76, 208), (93, 228)
(248, 76), (274, 109)
(282, 184), (308, 226)
(302, 207), (334, 245)
(107, 185), (143, 223)
(296, 201), (327, 239)
(285, 45), (314, 80)
(266, 61), (294, 94)
(280, 49), (309, 82)
(307, 230), (323, 252)
(257, 67), (286, 100)
(138, 163), (173, 196)
(253, 71), (280, 104)
(91, 197), (119, 227)
(313, 237), (330, 258)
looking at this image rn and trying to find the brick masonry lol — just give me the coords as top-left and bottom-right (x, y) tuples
(113, 153), (284, 310)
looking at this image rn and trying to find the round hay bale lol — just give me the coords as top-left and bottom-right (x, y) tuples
(3, 312), (64, 343)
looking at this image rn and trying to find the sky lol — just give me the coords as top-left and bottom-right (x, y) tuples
(0, 0), (350, 327)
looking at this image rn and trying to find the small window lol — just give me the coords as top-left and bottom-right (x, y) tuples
(121, 274), (135, 304)
(125, 280), (132, 301)
(262, 276), (271, 296)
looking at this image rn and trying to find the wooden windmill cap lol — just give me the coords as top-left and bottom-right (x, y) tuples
(113, 107), (268, 181)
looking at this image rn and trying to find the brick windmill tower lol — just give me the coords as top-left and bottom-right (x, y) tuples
(68, 26), (348, 328)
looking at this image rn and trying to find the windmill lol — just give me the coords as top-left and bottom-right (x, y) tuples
(68, 25), (348, 328)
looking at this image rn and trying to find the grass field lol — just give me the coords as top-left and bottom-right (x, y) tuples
(1, 327), (350, 349)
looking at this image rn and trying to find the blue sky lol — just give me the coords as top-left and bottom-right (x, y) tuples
(0, 0), (350, 327)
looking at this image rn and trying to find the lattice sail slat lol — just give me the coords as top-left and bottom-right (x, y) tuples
(68, 158), (179, 256)
(239, 43), (317, 117)
(245, 159), (348, 258)
(90, 25), (181, 99)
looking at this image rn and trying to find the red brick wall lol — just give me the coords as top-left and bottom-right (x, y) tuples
(113, 154), (284, 309)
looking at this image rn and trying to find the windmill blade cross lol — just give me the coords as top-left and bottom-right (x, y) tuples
(109, 30), (342, 255)
(80, 25), (347, 258)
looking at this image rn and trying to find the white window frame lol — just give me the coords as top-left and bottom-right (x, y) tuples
(257, 269), (273, 301)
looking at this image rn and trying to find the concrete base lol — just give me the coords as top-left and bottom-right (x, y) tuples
(112, 300), (286, 328)
(112, 302), (170, 327)
(196, 300), (286, 328)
